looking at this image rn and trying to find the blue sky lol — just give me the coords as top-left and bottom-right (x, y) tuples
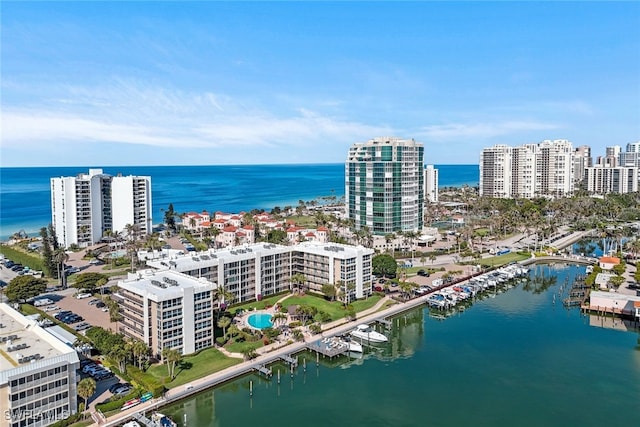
(2, 2), (639, 167)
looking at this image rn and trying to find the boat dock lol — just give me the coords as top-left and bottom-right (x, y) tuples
(308, 337), (348, 358)
(280, 354), (298, 367)
(376, 318), (392, 329)
(130, 413), (153, 427)
(254, 365), (272, 378)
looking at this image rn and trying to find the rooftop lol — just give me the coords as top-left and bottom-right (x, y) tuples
(117, 269), (218, 301)
(0, 303), (77, 376)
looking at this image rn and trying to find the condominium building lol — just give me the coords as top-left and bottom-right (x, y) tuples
(145, 242), (374, 304)
(619, 141), (640, 168)
(573, 145), (592, 186)
(114, 270), (218, 357)
(345, 137), (424, 235)
(0, 304), (80, 427)
(479, 140), (575, 198)
(51, 169), (152, 248)
(585, 166), (639, 194)
(424, 165), (439, 203)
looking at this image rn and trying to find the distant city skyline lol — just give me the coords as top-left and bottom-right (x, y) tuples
(2, 2), (639, 167)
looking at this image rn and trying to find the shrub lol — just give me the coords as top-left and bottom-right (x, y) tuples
(289, 321), (301, 328)
(216, 336), (226, 346)
(127, 365), (165, 397)
(49, 411), (83, 427)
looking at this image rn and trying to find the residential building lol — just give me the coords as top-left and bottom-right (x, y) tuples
(619, 141), (640, 168)
(286, 226), (328, 244)
(114, 270), (218, 357)
(585, 165), (639, 194)
(424, 164), (439, 203)
(51, 169), (152, 248)
(479, 140), (575, 198)
(604, 145), (621, 167)
(345, 137), (424, 235)
(573, 145), (592, 187)
(0, 304), (80, 427)
(145, 242), (374, 304)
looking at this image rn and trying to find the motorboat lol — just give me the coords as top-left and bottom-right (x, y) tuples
(152, 413), (178, 427)
(350, 324), (388, 343)
(338, 335), (364, 353)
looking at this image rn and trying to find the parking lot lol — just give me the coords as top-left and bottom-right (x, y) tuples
(40, 288), (114, 332)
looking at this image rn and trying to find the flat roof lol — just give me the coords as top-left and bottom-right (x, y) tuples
(118, 269), (218, 301)
(0, 303), (76, 373)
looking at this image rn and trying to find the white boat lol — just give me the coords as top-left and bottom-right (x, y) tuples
(350, 324), (388, 343)
(152, 413), (178, 427)
(122, 422), (141, 427)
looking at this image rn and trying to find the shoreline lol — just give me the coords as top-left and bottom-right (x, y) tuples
(94, 229), (598, 427)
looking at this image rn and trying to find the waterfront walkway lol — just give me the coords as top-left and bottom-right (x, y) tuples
(92, 228), (596, 426)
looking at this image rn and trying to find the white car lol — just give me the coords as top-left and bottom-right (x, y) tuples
(76, 293), (92, 299)
(44, 305), (60, 312)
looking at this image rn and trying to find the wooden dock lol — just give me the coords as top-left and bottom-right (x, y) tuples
(307, 338), (348, 358)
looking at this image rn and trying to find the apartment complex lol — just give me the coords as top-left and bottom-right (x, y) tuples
(585, 166), (639, 194)
(345, 137), (424, 235)
(145, 242), (374, 305)
(114, 270), (218, 357)
(51, 169), (152, 248)
(480, 140), (575, 198)
(0, 304), (79, 427)
(424, 164), (439, 203)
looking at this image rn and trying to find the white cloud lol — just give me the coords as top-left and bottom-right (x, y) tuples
(415, 120), (561, 140)
(1, 81), (390, 154)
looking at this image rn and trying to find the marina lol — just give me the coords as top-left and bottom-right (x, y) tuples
(157, 263), (640, 427)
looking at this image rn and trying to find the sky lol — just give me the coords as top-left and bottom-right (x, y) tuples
(1, 1), (639, 167)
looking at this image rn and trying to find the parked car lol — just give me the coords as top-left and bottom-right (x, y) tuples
(417, 270), (430, 277)
(76, 293), (92, 299)
(96, 301), (106, 308)
(88, 258), (103, 265)
(88, 299), (100, 305)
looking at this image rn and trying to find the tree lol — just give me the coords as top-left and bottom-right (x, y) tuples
(72, 273), (109, 292)
(53, 247), (69, 288)
(5, 276), (47, 302)
(344, 305), (356, 321)
(163, 203), (178, 233)
(40, 226), (56, 278)
(608, 275), (625, 291)
(289, 273), (306, 292)
(77, 378), (96, 419)
(130, 338), (149, 369)
(321, 284), (337, 301)
(217, 316), (231, 339)
(108, 344), (128, 373)
(372, 254), (398, 278)
(162, 347), (182, 380)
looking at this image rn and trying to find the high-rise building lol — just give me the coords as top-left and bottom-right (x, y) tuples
(479, 140), (575, 198)
(573, 145), (592, 187)
(51, 169), (152, 248)
(424, 165), (439, 203)
(585, 166), (639, 194)
(345, 137), (424, 235)
(619, 141), (640, 168)
(605, 145), (622, 167)
(0, 304), (80, 427)
(114, 270), (218, 357)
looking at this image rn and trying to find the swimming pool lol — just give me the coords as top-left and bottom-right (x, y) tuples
(247, 313), (273, 329)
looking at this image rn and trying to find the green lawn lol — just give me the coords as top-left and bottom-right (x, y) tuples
(231, 294), (285, 312)
(145, 347), (242, 388)
(481, 252), (530, 267)
(224, 340), (264, 354)
(286, 215), (318, 228)
(281, 293), (383, 321)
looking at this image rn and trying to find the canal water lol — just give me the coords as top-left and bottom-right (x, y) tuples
(161, 264), (640, 427)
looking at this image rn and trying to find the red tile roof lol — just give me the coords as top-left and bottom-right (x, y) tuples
(223, 226), (237, 232)
(599, 256), (621, 264)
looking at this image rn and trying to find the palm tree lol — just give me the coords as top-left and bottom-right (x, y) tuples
(108, 344), (128, 373)
(77, 378), (96, 419)
(289, 273), (306, 293)
(130, 339), (149, 369)
(161, 347), (182, 380)
(217, 317), (231, 340)
(54, 247), (69, 288)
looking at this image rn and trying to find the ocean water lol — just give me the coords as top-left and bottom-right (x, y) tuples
(0, 164), (478, 240)
(161, 264), (640, 427)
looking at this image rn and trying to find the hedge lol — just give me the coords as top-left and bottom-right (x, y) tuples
(95, 389), (141, 413)
(0, 245), (45, 273)
(49, 412), (83, 427)
(127, 365), (166, 397)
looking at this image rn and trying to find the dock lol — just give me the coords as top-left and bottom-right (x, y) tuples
(307, 337), (348, 358)
(131, 413), (154, 427)
(254, 365), (272, 378)
(376, 318), (392, 329)
(280, 354), (298, 367)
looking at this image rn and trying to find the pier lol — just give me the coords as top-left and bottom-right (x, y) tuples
(254, 365), (272, 378)
(280, 354), (298, 367)
(308, 337), (348, 358)
(131, 413), (154, 427)
(376, 318), (392, 329)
